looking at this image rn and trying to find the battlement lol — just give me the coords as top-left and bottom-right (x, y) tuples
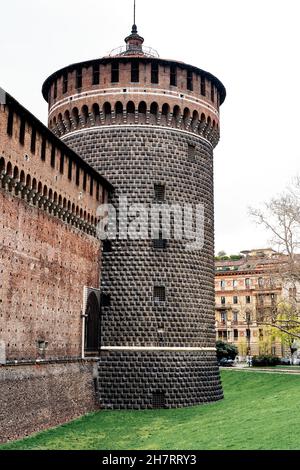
(43, 56), (225, 147)
(0, 90), (113, 235)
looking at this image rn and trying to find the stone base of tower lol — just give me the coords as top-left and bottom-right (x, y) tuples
(97, 350), (223, 409)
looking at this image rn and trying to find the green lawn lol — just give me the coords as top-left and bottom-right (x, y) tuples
(2, 371), (300, 450)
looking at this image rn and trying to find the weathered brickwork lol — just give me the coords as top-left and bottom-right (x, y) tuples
(0, 188), (101, 361)
(98, 351), (223, 409)
(0, 91), (111, 362)
(0, 361), (98, 443)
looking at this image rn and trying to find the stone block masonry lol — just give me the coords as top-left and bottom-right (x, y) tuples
(64, 126), (223, 408)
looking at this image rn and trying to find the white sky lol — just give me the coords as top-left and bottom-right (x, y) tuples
(1, 0), (300, 255)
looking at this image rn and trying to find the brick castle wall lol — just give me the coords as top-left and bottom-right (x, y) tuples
(0, 361), (98, 443)
(0, 188), (100, 361)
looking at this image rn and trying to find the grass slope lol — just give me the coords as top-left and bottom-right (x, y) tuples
(2, 371), (300, 450)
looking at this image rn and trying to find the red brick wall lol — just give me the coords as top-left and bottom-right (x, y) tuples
(0, 361), (99, 443)
(0, 188), (101, 361)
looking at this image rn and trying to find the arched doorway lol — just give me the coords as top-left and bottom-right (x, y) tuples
(84, 291), (100, 356)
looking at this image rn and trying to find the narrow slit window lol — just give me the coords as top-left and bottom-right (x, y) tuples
(211, 83), (215, 102)
(111, 63), (119, 83)
(60, 152), (64, 174)
(151, 62), (159, 84)
(54, 80), (57, 99)
(30, 128), (36, 154)
(7, 109), (14, 136)
(187, 70), (193, 91)
(170, 65), (177, 86)
(76, 68), (82, 89)
(41, 137), (46, 161)
(51, 145), (56, 168)
(19, 117), (25, 145)
(63, 73), (68, 94)
(68, 158), (73, 180)
(131, 61), (139, 82)
(93, 64), (100, 85)
(201, 76), (206, 96)
(76, 165), (80, 186)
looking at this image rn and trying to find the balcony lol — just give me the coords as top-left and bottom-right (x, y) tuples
(216, 303), (232, 310)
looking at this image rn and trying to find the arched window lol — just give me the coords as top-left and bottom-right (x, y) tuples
(32, 178), (37, 190)
(38, 182), (43, 194)
(13, 166), (19, 180)
(0, 157), (5, 174)
(150, 102), (158, 115)
(162, 103), (170, 116)
(82, 105), (89, 125)
(43, 185), (48, 197)
(64, 110), (70, 125)
(92, 103), (100, 122)
(127, 101), (135, 114)
(103, 102), (112, 116)
(115, 101), (123, 114)
(20, 171), (25, 184)
(6, 162), (12, 177)
(72, 108), (79, 126)
(26, 174), (31, 188)
(138, 101), (147, 114)
(173, 105), (181, 118)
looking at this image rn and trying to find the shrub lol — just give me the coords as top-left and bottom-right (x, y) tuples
(216, 341), (238, 361)
(252, 355), (280, 367)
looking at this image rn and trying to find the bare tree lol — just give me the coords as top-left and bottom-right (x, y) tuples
(249, 178), (300, 343)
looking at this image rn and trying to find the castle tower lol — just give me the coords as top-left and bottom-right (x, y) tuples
(42, 12), (226, 409)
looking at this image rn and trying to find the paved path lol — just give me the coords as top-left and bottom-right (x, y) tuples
(221, 366), (300, 375)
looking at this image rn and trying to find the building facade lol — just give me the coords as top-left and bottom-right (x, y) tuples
(42, 22), (226, 409)
(215, 249), (286, 358)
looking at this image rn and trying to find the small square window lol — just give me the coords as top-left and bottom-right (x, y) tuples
(103, 240), (112, 253)
(153, 238), (168, 250)
(154, 286), (166, 303)
(101, 293), (111, 307)
(188, 144), (196, 162)
(152, 392), (166, 409)
(154, 184), (165, 202)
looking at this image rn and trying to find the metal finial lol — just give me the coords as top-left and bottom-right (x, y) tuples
(134, 0), (136, 25)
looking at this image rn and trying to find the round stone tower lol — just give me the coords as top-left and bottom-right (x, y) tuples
(42, 17), (226, 409)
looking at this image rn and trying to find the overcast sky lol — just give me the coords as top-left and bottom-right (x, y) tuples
(1, 0), (299, 254)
